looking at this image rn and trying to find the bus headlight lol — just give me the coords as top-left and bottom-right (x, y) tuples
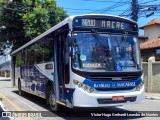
(135, 81), (144, 91)
(73, 80), (95, 93)
(83, 85), (88, 90)
(78, 83), (83, 88)
(89, 88), (94, 93)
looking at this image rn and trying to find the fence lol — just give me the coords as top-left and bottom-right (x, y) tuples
(142, 56), (160, 93)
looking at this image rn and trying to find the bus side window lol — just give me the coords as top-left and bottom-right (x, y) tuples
(43, 35), (54, 62)
(35, 39), (44, 63)
(24, 48), (27, 65)
(28, 44), (35, 65)
(65, 35), (71, 65)
(15, 51), (25, 67)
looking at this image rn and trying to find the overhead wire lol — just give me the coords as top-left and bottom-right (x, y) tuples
(63, 8), (127, 12)
(119, 6), (132, 17)
(138, 0), (160, 18)
(81, 0), (130, 4)
(86, 0), (130, 14)
(139, 0), (160, 4)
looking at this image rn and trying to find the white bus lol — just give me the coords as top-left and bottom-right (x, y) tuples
(11, 14), (144, 111)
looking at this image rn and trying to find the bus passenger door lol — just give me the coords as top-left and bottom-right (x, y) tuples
(57, 33), (65, 101)
(54, 30), (69, 102)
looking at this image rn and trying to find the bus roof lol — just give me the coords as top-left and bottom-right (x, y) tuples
(11, 14), (136, 55)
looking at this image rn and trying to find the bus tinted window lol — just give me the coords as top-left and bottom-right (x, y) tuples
(43, 36), (54, 62)
(35, 39), (44, 63)
(28, 44), (35, 65)
(15, 51), (24, 67)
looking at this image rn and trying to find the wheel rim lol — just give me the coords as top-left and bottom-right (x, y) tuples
(49, 91), (56, 108)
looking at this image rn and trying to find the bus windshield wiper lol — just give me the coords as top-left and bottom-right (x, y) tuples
(91, 29), (110, 54)
(90, 30), (116, 71)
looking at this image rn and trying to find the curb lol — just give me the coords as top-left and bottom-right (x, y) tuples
(0, 101), (5, 111)
(145, 96), (160, 100)
(0, 101), (13, 120)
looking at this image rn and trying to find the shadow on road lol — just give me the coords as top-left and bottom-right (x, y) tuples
(12, 90), (145, 119)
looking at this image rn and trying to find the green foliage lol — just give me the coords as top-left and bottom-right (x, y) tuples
(0, 0), (28, 52)
(55, 6), (68, 24)
(23, 7), (50, 38)
(16, 52), (24, 67)
(0, 0), (68, 52)
(34, 43), (49, 56)
(22, 0), (68, 38)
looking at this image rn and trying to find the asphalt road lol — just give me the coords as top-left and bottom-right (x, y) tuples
(0, 79), (160, 120)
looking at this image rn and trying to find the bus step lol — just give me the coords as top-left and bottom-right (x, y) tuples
(56, 101), (66, 106)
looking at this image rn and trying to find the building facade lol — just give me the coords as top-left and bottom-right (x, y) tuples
(0, 47), (11, 78)
(139, 18), (160, 62)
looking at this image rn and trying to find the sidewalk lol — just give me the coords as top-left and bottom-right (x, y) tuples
(0, 77), (11, 81)
(145, 92), (160, 100)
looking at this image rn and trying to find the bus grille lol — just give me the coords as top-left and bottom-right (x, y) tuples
(95, 87), (134, 91)
(89, 76), (139, 81)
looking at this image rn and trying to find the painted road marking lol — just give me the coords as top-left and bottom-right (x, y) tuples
(12, 94), (37, 111)
(0, 93), (22, 111)
(0, 92), (32, 120)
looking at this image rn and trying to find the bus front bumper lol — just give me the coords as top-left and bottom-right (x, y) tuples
(73, 86), (145, 107)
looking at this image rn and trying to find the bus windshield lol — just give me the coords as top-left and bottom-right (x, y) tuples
(72, 32), (141, 72)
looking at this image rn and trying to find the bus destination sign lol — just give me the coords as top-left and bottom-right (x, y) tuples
(73, 18), (135, 30)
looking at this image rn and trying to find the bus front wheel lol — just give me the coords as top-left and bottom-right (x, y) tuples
(48, 86), (60, 111)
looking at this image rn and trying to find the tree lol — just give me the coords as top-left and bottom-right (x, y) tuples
(0, 0), (29, 52)
(22, 0), (68, 39)
(0, 0), (68, 52)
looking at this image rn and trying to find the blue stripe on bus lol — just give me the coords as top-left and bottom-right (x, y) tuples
(83, 78), (142, 89)
(20, 66), (51, 94)
(64, 88), (75, 105)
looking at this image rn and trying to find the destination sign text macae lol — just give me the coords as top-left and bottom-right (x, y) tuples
(73, 18), (136, 30)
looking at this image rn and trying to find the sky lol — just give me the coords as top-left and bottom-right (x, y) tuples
(56, 0), (160, 35)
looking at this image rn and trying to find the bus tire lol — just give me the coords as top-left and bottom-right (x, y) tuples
(18, 80), (23, 96)
(48, 86), (60, 111)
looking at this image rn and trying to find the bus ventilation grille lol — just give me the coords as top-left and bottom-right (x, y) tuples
(89, 76), (139, 81)
(97, 96), (137, 104)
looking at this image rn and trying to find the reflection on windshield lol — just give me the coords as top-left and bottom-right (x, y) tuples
(72, 32), (141, 72)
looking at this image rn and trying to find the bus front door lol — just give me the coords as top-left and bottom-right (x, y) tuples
(55, 34), (65, 102)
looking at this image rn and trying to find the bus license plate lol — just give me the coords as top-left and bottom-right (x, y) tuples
(112, 96), (124, 101)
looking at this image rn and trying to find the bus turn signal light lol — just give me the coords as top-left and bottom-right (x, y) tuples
(73, 80), (79, 84)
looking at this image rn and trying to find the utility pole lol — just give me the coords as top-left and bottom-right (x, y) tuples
(131, 0), (139, 22)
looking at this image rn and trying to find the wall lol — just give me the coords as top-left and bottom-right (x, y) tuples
(142, 57), (160, 93)
(142, 62), (148, 91)
(141, 48), (160, 62)
(144, 25), (160, 40)
(152, 62), (160, 92)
